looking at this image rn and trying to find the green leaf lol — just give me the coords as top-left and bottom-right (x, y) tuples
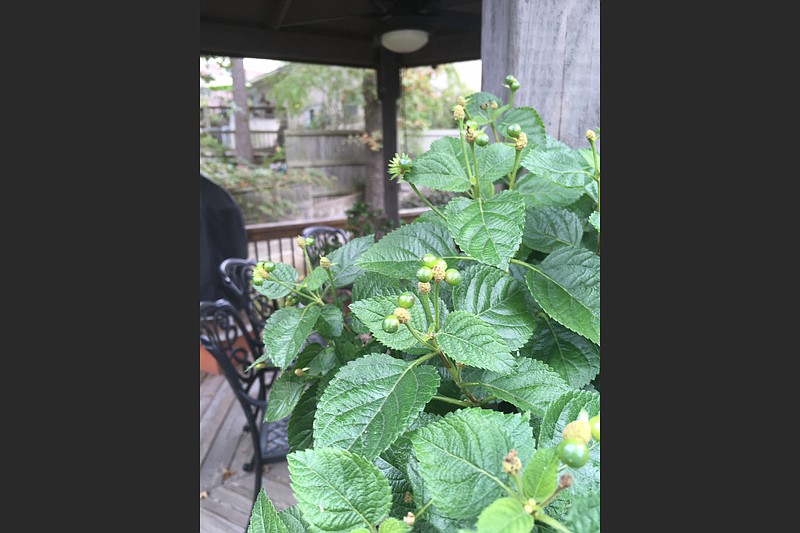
(259, 305), (323, 370)
(413, 209), (449, 228)
(352, 272), (404, 301)
(315, 304), (344, 338)
(465, 92), (501, 124)
(522, 448), (560, 502)
(277, 505), (309, 533)
(516, 173), (585, 208)
(445, 190), (525, 271)
(523, 207), (584, 253)
(521, 148), (594, 188)
(287, 447), (392, 532)
(406, 141), (472, 192)
(248, 488), (288, 533)
(475, 497), (534, 533)
(264, 371), (307, 423)
(451, 264), (536, 351)
(539, 390), (600, 447)
(303, 266), (328, 292)
(328, 234), (375, 287)
(588, 212), (599, 233)
(350, 296), (430, 352)
(410, 408), (522, 520)
(499, 106), (547, 148)
(439, 311), (516, 372)
(584, 180), (598, 204)
(314, 353), (440, 460)
(525, 316), (600, 389)
(379, 517), (412, 533)
(478, 358), (570, 418)
(287, 382), (318, 452)
(356, 222), (457, 279)
(524, 247), (600, 345)
(476, 143), (516, 184)
(562, 490), (600, 533)
(254, 262), (299, 299)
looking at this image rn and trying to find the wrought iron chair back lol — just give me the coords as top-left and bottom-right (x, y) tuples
(219, 257), (277, 338)
(199, 299), (290, 504)
(300, 225), (349, 267)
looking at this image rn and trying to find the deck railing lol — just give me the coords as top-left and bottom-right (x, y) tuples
(245, 208), (429, 277)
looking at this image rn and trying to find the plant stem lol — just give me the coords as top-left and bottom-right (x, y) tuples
(471, 143), (481, 200)
(457, 118), (474, 180)
(433, 282), (441, 331)
(431, 395), (472, 407)
(325, 268), (340, 307)
(508, 149), (522, 190)
(535, 512), (573, 533)
(270, 278), (324, 306)
(302, 246), (314, 278)
(405, 323), (435, 350)
(409, 182), (446, 220)
(509, 258), (544, 276)
(415, 499), (434, 519)
(441, 254), (477, 262)
(410, 351), (438, 367)
(511, 471), (524, 497)
(420, 292), (434, 329)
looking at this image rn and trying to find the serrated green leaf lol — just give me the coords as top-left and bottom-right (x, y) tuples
(288, 447), (392, 532)
(407, 141), (472, 192)
(588, 212), (599, 233)
(562, 490), (600, 533)
(254, 262), (299, 299)
(259, 305), (323, 370)
(475, 497), (534, 533)
(411, 408), (523, 520)
(476, 143), (516, 184)
(288, 382), (317, 452)
(516, 173), (585, 208)
(524, 247), (599, 345)
(451, 264), (535, 351)
(523, 207), (584, 253)
(314, 353), (440, 460)
(327, 234), (375, 287)
(277, 505), (308, 533)
(478, 358), (570, 418)
(379, 517), (412, 533)
(522, 448), (560, 502)
(525, 317), (600, 389)
(374, 455), (415, 519)
(356, 223), (457, 279)
(350, 296), (429, 351)
(315, 304), (344, 338)
(445, 190), (525, 270)
(264, 371), (307, 423)
(584, 181), (598, 204)
(303, 266), (328, 292)
(413, 209), (449, 228)
(248, 488), (288, 533)
(499, 107), (547, 148)
(352, 272), (404, 301)
(465, 92), (502, 124)
(521, 148), (594, 188)
(577, 148), (598, 171)
(438, 311), (515, 372)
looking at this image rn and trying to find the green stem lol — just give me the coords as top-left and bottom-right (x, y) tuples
(509, 91), (515, 108)
(420, 292), (434, 329)
(441, 254), (477, 262)
(405, 323), (435, 350)
(431, 395), (472, 407)
(457, 118), (474, 180)
(433, 282), (441, 331)
(490, 121), (500, 143)
(511, 471), (524, 497)
(270, 278), (324, 305)
(535, 512), (573, 533)
(409, 182), (446, 220)
(302, 246), (313, 278)
(410, 351), (438, 367)
(471, 143), (481, 199)
(508, 149), (522, 190)
(325, 268), (340, 307)
(509, 258), (544, 276)
(416, 499), (434, 519)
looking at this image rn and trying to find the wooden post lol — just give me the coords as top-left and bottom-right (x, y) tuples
(378, 48), (400, 225)
(231, 57), (254, 162)
(363, 70), (385, 213)
(481, 0), (600, 148)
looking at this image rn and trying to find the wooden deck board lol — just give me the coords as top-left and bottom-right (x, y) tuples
(200, 399), (248, 491)
(200, 372), (225, 417)
(200, 378), (237, 467)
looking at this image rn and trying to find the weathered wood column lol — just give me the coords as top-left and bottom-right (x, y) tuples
(481, 0), (600, 148)
(378, 48), (401, 224)
(231, 57), (254, 162)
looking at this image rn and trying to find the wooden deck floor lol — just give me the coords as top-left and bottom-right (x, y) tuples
(200, 371), (296, 533)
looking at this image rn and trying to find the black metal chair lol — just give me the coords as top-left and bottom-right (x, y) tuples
(301, 225), (349, 267)
(199, 299), (290, 503)
(219, 257), (278, 337)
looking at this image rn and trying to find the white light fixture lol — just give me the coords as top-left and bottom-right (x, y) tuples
(380, 29), (429, 54)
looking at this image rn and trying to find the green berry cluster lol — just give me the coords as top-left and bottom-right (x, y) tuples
(419, 254), (461, 286)
(556, 410), (600, 468)
(251, 260), (276, 287)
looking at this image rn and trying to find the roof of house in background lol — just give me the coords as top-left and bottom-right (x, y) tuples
(200, 0), (483, 69)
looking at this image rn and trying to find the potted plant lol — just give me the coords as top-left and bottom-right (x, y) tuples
(245, 74), (600, 533)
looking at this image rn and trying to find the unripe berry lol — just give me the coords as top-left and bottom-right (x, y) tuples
(589, 414), (600, 442)
(444, 268), (462, 286)
(305, 237), (315, 247)
(252, 274), (264, 286)
(421, 254), (438, 268)
(382, 315), (400, 333)
(393, 307), (410, 324)
(506, 123), (522, 139)
(397, 291), (416, 309)
(504, 74), (517, 86)
(417, 266), (433, 283)
(510, 80), (520, 91)
(475, 133), (490, 147)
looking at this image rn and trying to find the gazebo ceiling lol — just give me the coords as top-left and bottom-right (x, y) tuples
(200, 0), (483, 69)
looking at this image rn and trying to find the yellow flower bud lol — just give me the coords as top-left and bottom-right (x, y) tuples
(453, 104), (465, 121)
(393, 307), (410, 324)
(515, 132), (528, 151)
(297, 235), (307, 248)
(586, 129), (597, 142)
(320, 256), (331, 269)
(418, 281), (431, 294)
(457, 96), (467, 107)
